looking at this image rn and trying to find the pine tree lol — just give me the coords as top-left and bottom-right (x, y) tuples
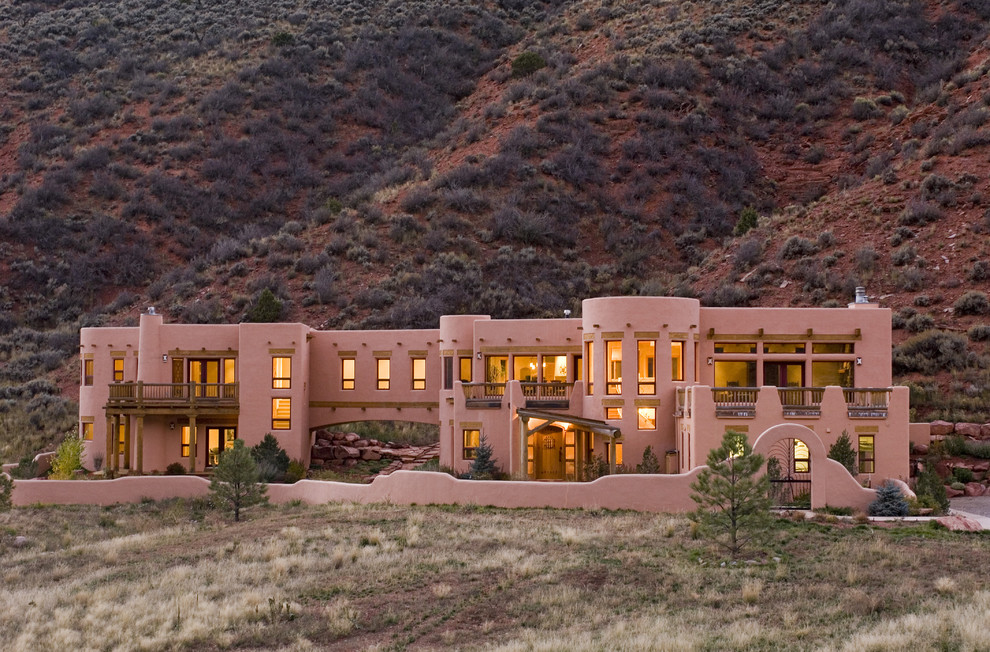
(246, 288), (283, 323)
(868, 480), (909, 516)
(469, 435), (499, 479)
(210, 439), (267, 521)
(636, 445), (661, 474)
(914, 460), (950, 514)
(827, 430), (858, 476)
(690, 430), (773, 557)
(252, 433), (290, 482)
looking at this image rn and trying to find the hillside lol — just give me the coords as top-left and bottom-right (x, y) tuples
(1, 0), (990, 458)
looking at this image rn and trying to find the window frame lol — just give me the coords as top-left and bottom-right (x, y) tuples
(459, 357), (473, 383)
(671, 341), (685, 382)
(605, 406), (622, 420)
(272, 356), (291, 389)
(463, 429), (480, 460)
(80, 422), (93, 441)
(794, 439), (810, 474)
(376, 358), (391, 390)
(637, 340), (655, 395)
(411, 357), (427, 390)
(637, 407), (657, 430)
(605, 340), (622, 395)
(181, 426), (191, 457)
(272, 397), (291, 430)
(112, 358), (124, 383)
(83, 359), (94, 386)
(858, 435), (875, 474)
(341, 357), (355, 390)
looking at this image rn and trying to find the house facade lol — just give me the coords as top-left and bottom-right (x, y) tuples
(78, 295), (910, 489)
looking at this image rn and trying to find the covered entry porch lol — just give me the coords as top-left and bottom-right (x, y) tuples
(517, 408), (621, 481)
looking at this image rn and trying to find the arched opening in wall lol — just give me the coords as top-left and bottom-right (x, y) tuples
(309, 420), (440, 481)
(766, 438), (812, 509)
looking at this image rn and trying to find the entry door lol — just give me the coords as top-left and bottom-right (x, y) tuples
(535, 428), (564, 480)
(207, 427), (237, 466)
(763, 362), (804, 387)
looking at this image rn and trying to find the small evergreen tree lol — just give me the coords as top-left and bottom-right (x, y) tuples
(0, 473), (12, 512)
(868, 481), (909, 516)
(734, 206), (759, 236)
(690, 430), (772, 557)
(636, 445), (661, 474)
(914, 459), (950, 515)
(252, 433), (290, 482)
(246, 288), (283, 323)
(511, 51), (546, 78)
(210, 439), (267, 521)
(827, 430), (858, 476)
(469, 435), (499, 479)
(49, 434), (84, 480)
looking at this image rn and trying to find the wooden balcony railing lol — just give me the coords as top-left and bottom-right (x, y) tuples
(672, 386), (893, 420)
(778, 387), (825, 417)
(521, 382), (573, 407)
(463, 382), (506, 407)
(711, 387), (759, 417)
(843, 388), (891, 418)
(106, 382), (239, 409)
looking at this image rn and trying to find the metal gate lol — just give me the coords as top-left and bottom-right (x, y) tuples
(766, 438), (811, 509)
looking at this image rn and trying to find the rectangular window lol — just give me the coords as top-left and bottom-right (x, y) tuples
(118, 423), (126, 454)
(714, 342), (756, 354)
(671, 341), (685, 382)
(605, 442), (624, 466)
(272, 357), (291, 389)
(207, 427), (237, 467)
(113, 358), (124, 383)
(181, 426), (191, 457)
(764, 343), (806, 354)
(541, 355), (567, 383)
(342, 358), (355, 390)
(794, 439), (810, 474)
(83, 359), (94, 386)
(764, 362), (805, 387)
(638, 341), (655, 394)
(713, 360), (757, 387)
(812, 342), (854, 354)
(459, 357), (473, 383)
(812, 361), (854, 387)
(605, 406), (622, 420)
(637, 407), (657, 430)
(411, 357), (427, 390)
(377, 358), (390, 390)
(574, 355), (582, 382)
(606, 341), (622, 395)
(463, 429), (480, 460)
(858, 435), (875, 474)
(80, 422), (93, 441)
(486, 356), (508, 384)
(443, 357), (454, 390)
(513, 355), (538, 382)
(272, 398), (291, 430)
(224, 358), (236, 384)
(585, 342), (594, 394)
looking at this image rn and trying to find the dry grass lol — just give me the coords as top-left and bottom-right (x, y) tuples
(0, 500), (987, 650)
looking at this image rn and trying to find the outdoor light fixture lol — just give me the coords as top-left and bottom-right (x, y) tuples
(477, 352), (482, 359)
(856, 357), (863, 366)
(162, 354), (168, 362)
(707, 357), (714, 366)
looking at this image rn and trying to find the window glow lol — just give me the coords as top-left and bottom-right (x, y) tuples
(83, 359), (94, 386)
(272, 357), (291, 389)
(272, 398), (291, 430)
(606, 341), (622, 395)
(113, 358), (124, 383)
(80, 422), (93, 441)
(637, 407), (657, 430)
(412, 357), (427, 390)
(638, 341), (655, 394)
(794, 439), (810, 473)
(858, 435), (875, 474)
(377, 358), (391, 390)
(342, 358), (355, 390)
(463, 429), (480, 460)
(671, 341), (685, 381)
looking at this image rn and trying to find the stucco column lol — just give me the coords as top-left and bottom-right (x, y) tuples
(188, 415), (197, 474)
(135, 414), (144, 474)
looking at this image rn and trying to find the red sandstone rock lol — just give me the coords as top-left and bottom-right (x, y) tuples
(973, 461), (990, 473)
(361, 450), (382, 461)
(956, 423), (983, 438)
(930, 420), (954, 436)
(945, 486), (965, 498)
(964, 482), (987, 497)
(936, 515), (983, 531)
(344, 433), (360, 443)
(354, 439), (369, 448)
(311, 444), (335, 460)
(981, 424), (990, 440)
(913, 443), (929, 455)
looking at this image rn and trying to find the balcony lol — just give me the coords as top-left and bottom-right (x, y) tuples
(711, 387), (759, 417)
(105, 382), (239, 413)
(675, 386), (892, 420)
(462, 382), (574, 409)
(843, 388), (891, 418)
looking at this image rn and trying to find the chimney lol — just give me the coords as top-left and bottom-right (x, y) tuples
(854, 287), (868, 304)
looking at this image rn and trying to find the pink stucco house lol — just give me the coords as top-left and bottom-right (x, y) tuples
(79, 293), (912, 499)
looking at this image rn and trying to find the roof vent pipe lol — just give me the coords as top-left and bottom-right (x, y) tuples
(147, 306), (157, 315)
(854, 287), (868, 304)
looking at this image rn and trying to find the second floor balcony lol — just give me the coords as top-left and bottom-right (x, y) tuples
(105, 382), (239, 412)
(463, 382), (573, 409)
(676, 386), (892, 420)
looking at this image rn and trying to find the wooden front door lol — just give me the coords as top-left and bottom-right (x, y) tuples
(535, 428), (564, 480)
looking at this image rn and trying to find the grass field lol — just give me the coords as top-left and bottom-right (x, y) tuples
(1, 500), (988, 651)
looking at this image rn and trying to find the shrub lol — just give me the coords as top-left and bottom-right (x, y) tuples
(898, 200), (943, 226)
(905, 314), (935, 333)
(827, 430), (857, 476)
(779, 236), (817, 260)
(468, 435), (500, 479)
(851, 97), (881, 120)
(734, 237), (763, 269)
(893, 330), (972, 375)
(636, 446), (661, 474)
(969, 261), (989, 282)
(210, 439), (267, 521)
(943, 436), (967, 457)
(245, 289), (284, 323)
(891, 245), (916, 266)
(954, 291), (989, 316)
(49, 434), (84, 479)
(511, 51), (546, 78)
(968, 325), (990, 341)
(11, 454), (38, 479)
(914, 460), (949, 515)
(252, 433), (290, 482)
(165, 462), (186, 475)
(868, 481), (909, 516)
(734, 206), (758, 236)
(952, 467), (974, 483)
(285, 460), (306, 484)
(0, 474), (11, 513)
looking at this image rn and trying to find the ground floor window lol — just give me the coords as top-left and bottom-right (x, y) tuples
(794, 439), (810, 473)
(858, 435), (875, 474)
(463, 429), (480, 460)
(272, 398), (291, 430)
(80, 422), (93, 440)
(713, 360), (757, 387)
(181, 426), (191, 457)
(605, 441), (623, 466)
(207, 427), (237, 467)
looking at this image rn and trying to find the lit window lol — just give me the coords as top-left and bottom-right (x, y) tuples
(542, 355), (567, 383)
(671, 341), (685, 381)
(272, 398), (291, 430)
(80, 422), (93, 441)
(637, 407), (656, 430)
(181, 426), (191, 457)
(459, 357), (473, 383)
(341, 358), (355, 390)
(224, 358), (236, 384)
(513, 356), (537, 382)
(812, 361), (853, 387)
(858, 435), (875, 474)
(83, 359), (93, 386)
(113, 358), (124, 383)
(714, 360), (757, 387)
(813, 342), (854, 354)
(794, 439), (810, 473)
(585, 342), (594, 394)
(118, 423), (126, 453)
(638, 341), (655, 394)
(764, 343), (806, 354)
(377, 358), (391, 390)
(605, 407), (622, 420)
(606, 341), (622, 395)
(272, 357), (291, 389)
(412, 357), (427, 390)
(463, 429), (480, 460)
(486, 356), (508, 384)
(714, 342), (756, 354)
(606, 442), (623, 466)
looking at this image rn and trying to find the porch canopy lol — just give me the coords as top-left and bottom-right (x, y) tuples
(516, 408), (622, 476)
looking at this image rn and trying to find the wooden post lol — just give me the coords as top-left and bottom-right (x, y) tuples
(105, 415), (113, 474)
(111, 414), (120, 472)
(187, 415), (197, 473)
(123, 415), (131, 470)
(520, 417), (530, 480)
(135, 414), (144, 475)
(609, 436), (617, 475)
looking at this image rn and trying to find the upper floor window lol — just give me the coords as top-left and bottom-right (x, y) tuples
(113, 358), (124, 383)
(542, 355), (567, 383)
(342, 358), (355, 390)
(605, 406), (622, 420)
(459, 357), (473, 383)
(377, 358), (391, 390)
(813, 342), (855, 354)
(411, 357), (427, 390)
(272, 398), (291, 430)
(83, 359), (94, 386)
(585, 342), (594, 395)
(637, 407), (657, 430)
(671, 341), (685, 381)
(637, 341), (655, 394)
(486, 356), (508, 384)
(272, 357), (291, 389)
(513, 356), (537, 382)
(606, 341), (622, 395)
(714, 342), (756, 354)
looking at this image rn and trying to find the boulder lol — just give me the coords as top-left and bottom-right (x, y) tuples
(964, 482), (987, 497)
(981, 424), (990, 440)
(973, 461), (990, 473)
(956, 423), (983, 439)
(332, 432), (347, 441)
(340, 445), (360, 459)
(913, 443), (929, 455)
(930, 420), (955, 436)
(344, 433), (360, 443)
(945, 485), (966, 498)
(361, 450), (382, 461)
(354, 439), (369, 448)
(936, 515), (984, 532)
(311, 443), (335, 460)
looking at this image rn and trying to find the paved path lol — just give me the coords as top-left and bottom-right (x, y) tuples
(949, 497), (990, 530)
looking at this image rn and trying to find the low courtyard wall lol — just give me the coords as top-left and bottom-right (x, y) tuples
(9, 465), (878, 513)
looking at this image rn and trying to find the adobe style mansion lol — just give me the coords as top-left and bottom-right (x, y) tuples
(79, 295), (910, 488)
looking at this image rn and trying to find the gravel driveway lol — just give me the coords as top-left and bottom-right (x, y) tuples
(950, 496), (990, 518)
